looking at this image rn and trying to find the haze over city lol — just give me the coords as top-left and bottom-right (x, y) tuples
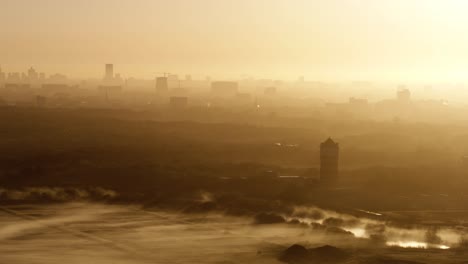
(3, 1), (468, 264)
(4, 0), (468, 81)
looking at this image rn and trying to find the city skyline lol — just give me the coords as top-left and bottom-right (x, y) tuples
(4, 0), (468, 81)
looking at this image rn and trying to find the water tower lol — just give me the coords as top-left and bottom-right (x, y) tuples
(320, 138), (339, 182)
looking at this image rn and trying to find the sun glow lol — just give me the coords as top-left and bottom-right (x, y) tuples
(387, 241), (451, 250)
(387, 241), (428, 249)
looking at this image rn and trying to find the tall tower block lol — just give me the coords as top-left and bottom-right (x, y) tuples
(320, 138), (339, 182)
(105, 64), (114, 80)
(156, 77), (169, 93)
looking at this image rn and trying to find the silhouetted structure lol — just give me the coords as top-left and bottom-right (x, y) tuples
(27, 67), (38, 81)
(320, 138), (339, 182)
(156, 77), (169, 93)
(397, 85), (411, 103)
(105, 64), (114, 80)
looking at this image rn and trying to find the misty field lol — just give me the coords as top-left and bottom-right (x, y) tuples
(1, 203), (467, 264)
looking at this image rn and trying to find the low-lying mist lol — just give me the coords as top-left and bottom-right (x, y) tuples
(1, 193), (466, 263)
(0, 187), (118, 202)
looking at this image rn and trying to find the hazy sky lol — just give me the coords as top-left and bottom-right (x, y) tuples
(2, 0), (468, 80)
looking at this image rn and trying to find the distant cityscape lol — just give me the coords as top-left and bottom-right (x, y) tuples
(0, 63), (464, 124)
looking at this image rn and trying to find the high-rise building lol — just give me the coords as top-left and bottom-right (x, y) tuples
(397, 85), (411, 103)
(105, 64), (114, 80)
(320, 138), (339, 182)
(27, 67), (38, 81)
(156, 77), (169, 93)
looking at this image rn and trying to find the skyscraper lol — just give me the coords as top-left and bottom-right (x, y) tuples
(105, 64), (114, 80)
(156, 77), (168, 93)
(27, 67), (38, 81)
(320, 138), (339, 183)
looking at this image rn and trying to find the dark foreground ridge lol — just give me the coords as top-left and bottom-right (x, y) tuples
(279, 244), (350, 263)
(279, 244), (426, 264)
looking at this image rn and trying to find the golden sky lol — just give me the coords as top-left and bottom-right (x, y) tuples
(2, 0), (468, 81)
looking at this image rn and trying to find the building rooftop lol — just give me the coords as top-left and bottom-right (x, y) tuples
(321, 137), (338, 147)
